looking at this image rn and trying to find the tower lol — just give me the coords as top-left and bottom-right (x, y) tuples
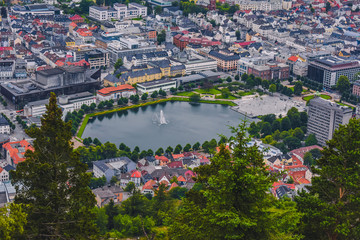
(166, 26), (172, 43)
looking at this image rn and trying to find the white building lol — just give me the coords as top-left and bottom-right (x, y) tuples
(137, 79), (177, 94)
(93, 157), (137, 182)
(184, 58), (217, 74)
(97, 84), (136, 101)
(0, 116), (10, 135)
(24, 92), (96, 118)
(89, 3), (147, 22)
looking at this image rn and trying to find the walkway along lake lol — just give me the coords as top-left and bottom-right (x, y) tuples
(82, 101), (252, 150)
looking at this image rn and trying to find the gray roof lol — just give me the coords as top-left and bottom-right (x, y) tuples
(0, 116), (9, 126)
(138, 79), (176, 87)
(93, 157), (134, 173)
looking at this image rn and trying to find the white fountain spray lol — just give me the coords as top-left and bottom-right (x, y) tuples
(159, 110), (167, 125)
(153, 110), (168, 125)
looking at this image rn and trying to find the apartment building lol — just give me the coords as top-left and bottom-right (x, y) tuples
(352, 80), (360, 96)
(89, 3), (147, 22)
(307, 97), (352, 146)
(208, 50), (240, 72)
(308, 56), (360, 88)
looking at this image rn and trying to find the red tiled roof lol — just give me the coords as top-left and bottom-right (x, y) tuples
(288, 56), (299, 62)
(131, 170), (141, 178)
(177, 175), (186, 182)
(97, 84), (135, 96)
(155, 155), (169, 162)
(142, 179), (157, 190)
(290, 145), (323, 159)
(172, 154), (184, 159)
(70, 14), (83, 21)
(169, 182), (178, 190)
(3, 140), (34, 165)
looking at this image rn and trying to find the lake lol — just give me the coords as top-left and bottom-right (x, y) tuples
(82, 101), (250, 151)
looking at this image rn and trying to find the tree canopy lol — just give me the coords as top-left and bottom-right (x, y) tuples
(12, 92), (98, 238)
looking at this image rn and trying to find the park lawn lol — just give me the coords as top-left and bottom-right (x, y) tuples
(176, 91), (194, 97)
(215, 95), (237, 100)
(303, 94), (331, 102)
(237, 90), (256, 97)
(195, 88), (221, 95)
(290, 87), (307, 93)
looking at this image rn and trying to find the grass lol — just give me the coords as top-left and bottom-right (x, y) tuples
(290, 87), (307, 93)
(176, 91), (195, 97)
(303, 94), (332, 102)
(215, 95), (237, 100)
(76, 98), (237, 138)
(237, 90), (256, 97)
(195, 88), (221, 95)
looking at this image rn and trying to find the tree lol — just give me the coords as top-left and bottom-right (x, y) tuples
(303, 151), (315, 166)
(336, 75), (350, 94)
(192, 142), (200, 150)
(281, 117), (291, 131)
(0, 203), (27, 240)
(292, 127), (304, 140)
(234, 75), (240, 81)
(178, 85), (184, 91)
(170, 87), (177, 94)
(110, 176), (118, 186)
(241, 73), (248, 82)
(94, 207), (108, 235)
(166, 146), (173, 154)
(169, 187), (188, 199)
(114, 58), (123, 70)
(293, 81), (303, 96)
(98, 101), (105, 110)
(93, 138), (102, 146)
(151, 91), (158, 99)
(226, 76), (232, 83)
(296, 119), (360, 239)
(272, 119), (281, 132)
(169, 123), (297, 239)
(141, 93), (148, 101)
(11, 93), (97, 238)
(159, 89), (167, 97)
(174, 144), (183, 154)
(105, 199), (120, 230)
(221, 88), (230, 98)
(122, 97), (129, 104)
(90, 102), (96, 111)
(183, 143), (191, 152)
(309, 148), (322, 159)
(96, 0), (104, 6)
(305, 134), (317, 146)
(283, 136), (302, 150)
(154, 5), (162, 14)
(157, 30), (166, 44)
(260, 122), (272, 137)
(269, 84), (276, 95)
(189, 94), (201, 103)
(155, 147), (164, 156)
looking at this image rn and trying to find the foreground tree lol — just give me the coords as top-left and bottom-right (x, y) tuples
(0, 203), (27, 239)
(336, 75), (350, 94)
(12, 92), (98, 238)
(296, 118), (360, 240)
(169, 123), (301, 239)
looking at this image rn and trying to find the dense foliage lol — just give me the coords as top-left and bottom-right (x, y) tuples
(11, 93), (98, 238)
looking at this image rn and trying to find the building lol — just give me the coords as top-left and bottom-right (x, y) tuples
(0, 60), (15, 80)
(307, 97), (352, 146)
(89, 3), (147, 21)
(208, 50), (240, 72)
(0, 67), (100, 109)
(97, 84), (136, 101)
(93, 157), (137, 182)
(352, 80), (360, 96)
(3, 140), (33, 167)
(85, 49), (110, 69)
(92, 185), (131, 207)
(137, 79), (177, 94)
(308, 57), (360, 88)
(248, 62), (290, 80)
(0, 116), (10, 135)
(184, 58), (217, 74)
(11, 4), (60, 16)
(0, 181), (16, 207)
(24, 92), (96, 118)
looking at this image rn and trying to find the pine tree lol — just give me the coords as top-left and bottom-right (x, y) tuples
(296, 118), (360, 239)
(12, 92), (98, 239)
(169, 123), (290, 239)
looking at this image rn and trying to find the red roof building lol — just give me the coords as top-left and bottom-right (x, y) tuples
(97, 84), (136, 101)
(3, 140), (34, 167)
(69, 14), (84, 23)
(167, 161), (183, 169)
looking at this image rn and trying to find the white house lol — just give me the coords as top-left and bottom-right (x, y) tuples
(93, 157), (137, 182)
(0, 116), (10, 135)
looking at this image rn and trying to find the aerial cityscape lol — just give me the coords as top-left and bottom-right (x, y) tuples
(0, 0), (360, 239)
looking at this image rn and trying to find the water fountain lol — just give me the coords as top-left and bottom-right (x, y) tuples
(153, 110), (168, 125)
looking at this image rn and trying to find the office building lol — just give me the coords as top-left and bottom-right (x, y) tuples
(307, 97), (352, 146)
(308, 57), (360, 88)
(89, 3), (147, 22)
(137, 79), (177, 94)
